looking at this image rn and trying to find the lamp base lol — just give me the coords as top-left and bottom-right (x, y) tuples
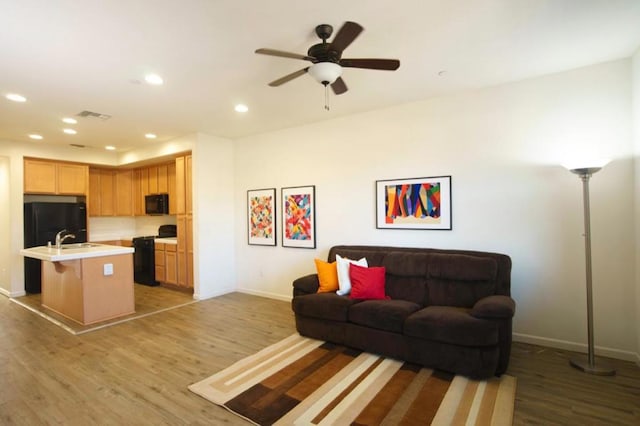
(569, 356), (616, 376)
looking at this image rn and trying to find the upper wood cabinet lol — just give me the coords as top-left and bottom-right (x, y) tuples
(88, 168), (133, 217)
(24, 159), (88, 195)
(167, 162), (176, 215)
(115, 169), (133, 216)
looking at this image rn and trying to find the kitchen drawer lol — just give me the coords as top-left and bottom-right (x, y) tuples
(165, 244), (177, 252)
(155, 250), (165, 266)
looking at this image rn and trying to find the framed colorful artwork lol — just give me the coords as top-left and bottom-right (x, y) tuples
(376, 176), (452, 230)
(281, 185), (316, 248)
(247, 188), (277, 246)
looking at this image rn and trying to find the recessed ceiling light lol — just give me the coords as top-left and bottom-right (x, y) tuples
(62, 117), (77, 124)
(235, 104), (249, 113)
(29, 134), (43, 140)
(145, 133), (157, 139)
(63, 128), (77, 135)
(144, 74), (164, 85)
(6, 93), (27, 102)
(105, 146), (116, 151)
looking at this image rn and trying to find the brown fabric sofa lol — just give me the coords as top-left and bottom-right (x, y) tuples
(291, 245), (515, 378)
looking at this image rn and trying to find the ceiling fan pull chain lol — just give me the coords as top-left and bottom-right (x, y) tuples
(324, 84), (330, 111)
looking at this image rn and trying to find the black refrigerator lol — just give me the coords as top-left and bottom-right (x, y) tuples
(24, 202), (87, 293)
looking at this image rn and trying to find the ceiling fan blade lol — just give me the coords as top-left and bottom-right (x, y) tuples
(268, 67), (309, 87)
(331, 77), (348, 95)
(329, 21), (363, 54)
(255, 48), (315, 61)
(340, 58), (400, 70)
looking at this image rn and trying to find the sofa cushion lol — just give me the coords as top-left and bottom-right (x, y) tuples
(314, 259), (339, 293)
(349, 300), (422, 333)
(382, 252), (429, 304)
(349, 264), (387, 300)
(427, 254), (498, 307)
(336, 254), (368, 296)
(404, 306), (498, 346)
(292, 293), (360, 322)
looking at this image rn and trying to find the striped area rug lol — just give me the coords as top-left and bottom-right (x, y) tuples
(189, 334), (516, 425)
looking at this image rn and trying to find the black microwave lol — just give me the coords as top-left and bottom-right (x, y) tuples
(145, 194), (169, 215)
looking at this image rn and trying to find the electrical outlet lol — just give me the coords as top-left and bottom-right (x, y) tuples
(103, 263), (113, 276)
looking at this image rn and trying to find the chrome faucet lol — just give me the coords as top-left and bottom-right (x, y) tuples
(55, 229), (76, 249)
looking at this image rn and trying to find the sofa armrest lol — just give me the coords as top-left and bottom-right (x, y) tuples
(293, 274), (320, 296)
(471, 295), (515, 319)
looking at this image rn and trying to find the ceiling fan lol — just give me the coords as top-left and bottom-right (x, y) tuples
(255, 21), (400, 96)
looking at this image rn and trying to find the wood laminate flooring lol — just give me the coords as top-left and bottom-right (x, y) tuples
(1, 292), (639, 425)
(10, 284), (195, 334)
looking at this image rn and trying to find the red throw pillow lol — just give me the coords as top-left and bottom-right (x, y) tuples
(349, 264), (387, 300)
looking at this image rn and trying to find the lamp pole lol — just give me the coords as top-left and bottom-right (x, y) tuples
(568, 166), (615, 376)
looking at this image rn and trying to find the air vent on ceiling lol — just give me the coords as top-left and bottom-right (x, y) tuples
(76, 110), (112, 120)
(70, 144), (86, 148)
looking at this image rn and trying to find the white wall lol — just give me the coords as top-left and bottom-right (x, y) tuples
(0, 157), (10, 296)
(234, 59), (637, 360)
(191, 133), (236, 299)
(633, 48), (640, 363)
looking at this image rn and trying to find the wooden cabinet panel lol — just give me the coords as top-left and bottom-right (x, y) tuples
(24, 159), (87, 195)
(57, 163), (88, 195)
(177, 214), (187, 287)
(141, 168), (149, 197)
(168, 162), (176, 215)
(175, 157), (186, 215)
(148, 165), (158, 194)
(99, 169), (115, 216)
(165, 250), (177, 285)
(155, 243), (165, 283)
(187, 214), (193, 288)
(115, 169), (133, 216)
(185, 155), (192, 214)
(157, 164), (168, 193)
(24, 159), (57, 194)
(133, 169), (144, 216)
(88, 169), (101, 217)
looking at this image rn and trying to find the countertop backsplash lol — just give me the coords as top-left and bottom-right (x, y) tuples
(88, 215), (176, 242)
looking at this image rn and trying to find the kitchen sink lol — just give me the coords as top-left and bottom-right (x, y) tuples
(60, 243), (101, 249)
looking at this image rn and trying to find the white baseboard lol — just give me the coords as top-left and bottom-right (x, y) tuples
(193, 286), (235, 301)
(0, 287), (26, 298)
(513, 332), (640, 363)
(237, 287), (292, 302)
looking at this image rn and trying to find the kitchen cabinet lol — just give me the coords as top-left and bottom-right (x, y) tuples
(148, 165), (158, 194)
(165, 244), (177, 285)
(155, 242), (166, 283)
(154, 241), (177, 285)
(175, 154), (193, 288)
(168, 162), (176, 214)
(24, 158), (88, 195)
(88, 168), (133, 217)
(100, 169), (115, 215)
(115, 169), (133, 216)
(157, 164), (168, 193)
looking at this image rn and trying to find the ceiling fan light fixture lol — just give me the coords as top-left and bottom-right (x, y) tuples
(308, 62), (342, 85)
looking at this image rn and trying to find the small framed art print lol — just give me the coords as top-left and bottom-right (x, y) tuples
(247, 188), (277, 246)
(376, 176), (452, 230)
(282, 185), (316, 248)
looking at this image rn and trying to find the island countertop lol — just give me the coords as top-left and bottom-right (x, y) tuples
(20, 243), (134, 262)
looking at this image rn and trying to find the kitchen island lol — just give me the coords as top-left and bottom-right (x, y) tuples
(20, 243), (135, 325)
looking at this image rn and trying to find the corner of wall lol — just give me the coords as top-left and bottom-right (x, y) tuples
(632, 46), (640, 361)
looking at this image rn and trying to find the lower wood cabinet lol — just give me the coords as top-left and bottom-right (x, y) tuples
(154, 242), (178, 285)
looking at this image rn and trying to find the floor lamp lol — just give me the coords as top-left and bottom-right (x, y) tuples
(565, 160), (615, 376)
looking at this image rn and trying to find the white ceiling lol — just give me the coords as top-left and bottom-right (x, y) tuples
(1, 0), (640, 153)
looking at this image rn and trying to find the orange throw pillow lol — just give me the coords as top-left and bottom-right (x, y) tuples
(315, 259), (339, 293)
